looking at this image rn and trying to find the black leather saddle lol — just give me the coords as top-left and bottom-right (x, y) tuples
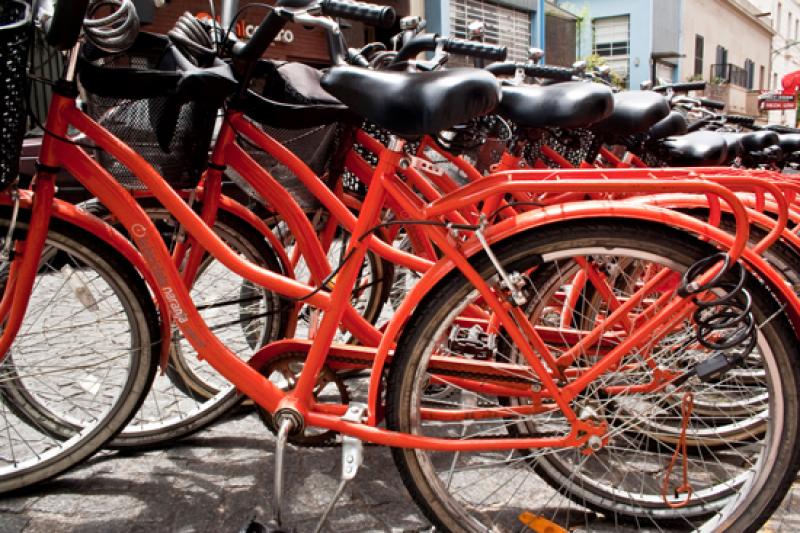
(497, 82), (614, 129)
(648, 111), (688, 140)
(778, 133), (800, 155)
(593, 91), (670, 135)
(321, 66), (502, 137)
(660, 131), (728, 166)
(721, 130), (779, 160)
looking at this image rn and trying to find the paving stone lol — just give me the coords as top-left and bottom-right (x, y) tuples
(3, 413), (800, 532)
(0, 515), (28, 533)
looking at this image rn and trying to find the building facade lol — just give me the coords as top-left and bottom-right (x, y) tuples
(751, 0), (800, 125)
(423, 1), (576, 66)
(137, 1), (577, 66)
(137, 0), (411, 65)
(556, 0), (772, 117)
(678, 0), (773, 117)
(554, 0), (681, 89)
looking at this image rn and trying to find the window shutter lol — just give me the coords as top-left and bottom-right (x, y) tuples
(449, 0), (532, 62)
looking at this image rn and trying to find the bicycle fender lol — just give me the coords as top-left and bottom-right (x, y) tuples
(0, 192), (173, 371)
(366, 201), (798, 425)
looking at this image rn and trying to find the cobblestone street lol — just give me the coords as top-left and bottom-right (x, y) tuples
(0, 408), (798, 533)
(0, 411), (429, 533)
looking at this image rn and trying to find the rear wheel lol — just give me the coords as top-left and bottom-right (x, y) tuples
(387, 220), (800, 532)
(93, 201), (289, 448)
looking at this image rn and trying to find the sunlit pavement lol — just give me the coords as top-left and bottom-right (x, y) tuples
(1, 410), (799, 533)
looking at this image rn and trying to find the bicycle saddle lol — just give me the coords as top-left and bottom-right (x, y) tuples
(660, 131), (728, 166)
(593, 91), (670, 135)
(497, 81), (613, 129)
(320, 66), (501, 137)
(777, 133), (800, 155)
(647, 110), (688, 140)
(721, 130), (780, 158)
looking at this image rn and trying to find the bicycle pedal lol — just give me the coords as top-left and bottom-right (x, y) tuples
(518, 512), (568, 533)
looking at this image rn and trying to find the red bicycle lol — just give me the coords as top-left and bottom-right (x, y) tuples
(2, 2), (800, 532)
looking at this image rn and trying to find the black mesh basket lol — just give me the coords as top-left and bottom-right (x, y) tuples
(234, 124), (342, 209)
(0, 1), (32, 190)
(79, 33), (222, 190)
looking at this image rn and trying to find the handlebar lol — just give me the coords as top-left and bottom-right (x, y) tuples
(653, 81), (707, 93)
(485, 62), (574, 82)
(233, 0), (395, 62)
(698, 97), (725, 110)
(394, 33), (507, 63)
(320, 0), (396, 28)
(231, 2), (292, 62)
(725, 114), (755, 127)
(440, 37), (507, 61)
(44, 0), (91, 50)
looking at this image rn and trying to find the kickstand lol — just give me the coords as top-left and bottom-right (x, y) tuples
(313, 404), (366, 533)
(264, 419), (294, 532)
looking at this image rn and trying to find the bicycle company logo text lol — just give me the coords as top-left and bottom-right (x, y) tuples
(130, 223), (189, 324)
(163, 286), (189, 324)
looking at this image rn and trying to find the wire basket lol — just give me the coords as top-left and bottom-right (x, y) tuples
(238, 61), (352, 207)
(233, 124), (341, 209)
(0, 0), (32, 190)
(80, 33), (220, 190)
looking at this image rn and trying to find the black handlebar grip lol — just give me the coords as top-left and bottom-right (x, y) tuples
(485, 62), (518, 76)
(394, 33), (438, 62)
(525, 64), (574, 81)
(726, 114), (755, 126)
(46, 0), (91, 50)
(698, 97), (725, 110)
(441, 37), (507, 61)
(654, 81), (707, 93)
(671, 81), (707, 92)
(320, 0), (396, 28)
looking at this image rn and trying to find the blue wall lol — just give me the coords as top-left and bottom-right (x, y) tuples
(560, 0), (653, 89)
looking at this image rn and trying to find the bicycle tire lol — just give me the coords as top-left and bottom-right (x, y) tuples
(387, 219), (800, 532)
(84, 200), (290, 448)
(0, 212), (158, 493)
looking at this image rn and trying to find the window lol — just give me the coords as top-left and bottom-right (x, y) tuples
(449, 0), (532, 63)
(715, 45), (728, 65)
(777, 2), (783, 31)
(795, 17), (798, 40)
(760, 65), (766, 90)
(744, 59), (755, 89)
(694, 34), (704, 76)
(789, 13), (793, 36)
(774, 72), (779, 90)
(712, 45), (728, 81)
(593, 16), (631, 84)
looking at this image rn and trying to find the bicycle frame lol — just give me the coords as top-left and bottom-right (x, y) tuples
(5, 79), (781, 452)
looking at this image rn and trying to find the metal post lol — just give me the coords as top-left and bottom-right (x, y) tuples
(537, 0), (546, 52)
(221, 0), (239, 30)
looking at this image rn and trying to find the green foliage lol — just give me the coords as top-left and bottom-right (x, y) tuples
(584, 54), (626, 89)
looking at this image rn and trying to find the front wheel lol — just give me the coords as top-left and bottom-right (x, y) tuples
(387, 220), (800, 532)
(0, 214), (157, 492)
